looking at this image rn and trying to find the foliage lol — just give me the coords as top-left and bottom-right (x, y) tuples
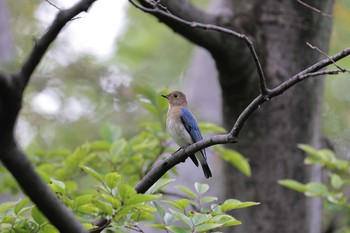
(279, 144), (350, 232)
(148, 182), (259, 233)
(0, 88), (257, 232)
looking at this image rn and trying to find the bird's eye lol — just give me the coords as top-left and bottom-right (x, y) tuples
(174, 94), (178, 98)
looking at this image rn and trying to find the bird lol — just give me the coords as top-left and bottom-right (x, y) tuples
(162, 91), (212, 178)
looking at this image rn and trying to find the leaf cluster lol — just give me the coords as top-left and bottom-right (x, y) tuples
(279, 144), (350, 232)
(148, 181), (259, 233)
(0, 88), (256, 232)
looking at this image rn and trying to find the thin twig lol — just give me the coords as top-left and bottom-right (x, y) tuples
(307, 42), (350, 74)
(125, 225), (145, 233)
(296, 0), (332, 17)
(45, 0), (61, 11)
(299, 69), (348, 79)
(18, 0), (97, 89)
(128, 0), (269, 97)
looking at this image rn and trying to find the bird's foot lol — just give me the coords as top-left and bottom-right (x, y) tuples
(172, 147), (187, 163)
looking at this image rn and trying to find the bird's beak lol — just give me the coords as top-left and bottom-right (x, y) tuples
(161, 94), (168, 99)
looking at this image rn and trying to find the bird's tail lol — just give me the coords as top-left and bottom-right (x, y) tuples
(189, 154), (199, 167)
(201, 163), (212, 179)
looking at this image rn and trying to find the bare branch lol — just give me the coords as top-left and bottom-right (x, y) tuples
(45, 0), (62, 11)
(18, 0), (97, 90)
(307, 42), (350, 73)
(136, 0), (219, 50)
(296, 0), (332, 17)
(135, 47), (350, 194)
(129, 0), (268, 97)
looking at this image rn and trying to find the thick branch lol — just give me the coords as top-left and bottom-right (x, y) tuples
(130, 0), (268, 96)
(18, 0), (97, 89)
(135, 0), (219, 50)
(0, 0), (99, 232)
(0, 144), (88, 233)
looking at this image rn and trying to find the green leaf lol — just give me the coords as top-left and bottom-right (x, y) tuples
(117, 184), (137, 201)
(195, 183), (209, 195)
(164, 212), (177, 225)
(211, 214), (242, 226)
(201, 196), (218, 204)
(118, 203), (156, 216)
(279, 179), (307, 193)
(31, 207), (47, 225)
(220, 199), (260, 211)
(216, 147), (251, 176)
(166, 226), (191, 233)
(176, 185), (197, 198)
(153, 201), (166, 217)
(196, 223), (222, 232)
(36, 170), (51, 183)
(192, 213), (209, 226)
(148, 223), (167, 229)
(124, 194), (161, 205)
(90, 140), (111, 151)
(0, 202), (16, 214)
(1, 216), (16, 224)
(132, 139), (159, 151)
(104, 172), (121, 189)
(146, 178), (175, 194)
(92, 200), (114, 216)
(110, 138), (127, 156)
(101, 194), (121, 209)
(305, 182), (328, 197)
(331, 174), (343, 189)
(77, 204), (100, 214)
(170, 209), (192, 227)
(14, 198), (29, 215)
(163, 199), (189, 211)
(80, 165), (103, 182)
(49, 178), (66, 194)
(74, 195), (94, 208)
(318, 149), (336, 161)
(298, 144), (320, 157)
(40, 224), (59, 233)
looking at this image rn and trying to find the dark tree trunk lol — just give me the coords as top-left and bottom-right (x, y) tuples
(219, 1), (333, 233)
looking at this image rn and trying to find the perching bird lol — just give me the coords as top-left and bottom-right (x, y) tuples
(162, 91), (212, 178)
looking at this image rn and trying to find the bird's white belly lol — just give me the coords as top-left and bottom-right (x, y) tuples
(167, 119), (193, 147)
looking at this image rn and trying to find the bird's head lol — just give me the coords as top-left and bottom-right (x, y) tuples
(162, 91), (188, 107)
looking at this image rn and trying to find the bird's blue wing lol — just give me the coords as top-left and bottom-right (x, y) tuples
(180, 108), (209, 174)
(180, 108), (203, 143)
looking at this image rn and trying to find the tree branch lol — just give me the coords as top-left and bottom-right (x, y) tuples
(135, 0), (219, 51)
(0, 0), (100, 232)
(129, 0), (268, 97)
(135, 47), (350, 194)
(0, 144), (88, 233)
(296, 0), (332, 17)
(18, 0), (97, 90)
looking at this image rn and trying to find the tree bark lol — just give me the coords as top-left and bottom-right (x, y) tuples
(219, 1), (333, 233)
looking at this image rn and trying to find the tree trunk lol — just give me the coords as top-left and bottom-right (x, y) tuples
(218, 1), (333, 233)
